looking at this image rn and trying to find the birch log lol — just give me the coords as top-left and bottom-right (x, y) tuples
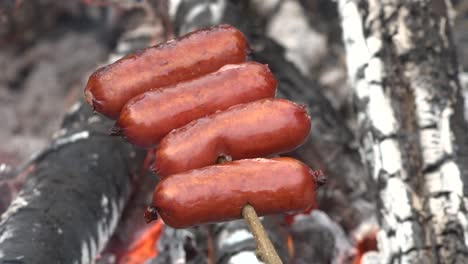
(339, 0), (468, 263)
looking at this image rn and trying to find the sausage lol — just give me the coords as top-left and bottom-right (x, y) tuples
(145, 157), (320, 228)
(115, 62), (277, 148)
(153, 98), (311, 177)
(84, 24), (248, 119)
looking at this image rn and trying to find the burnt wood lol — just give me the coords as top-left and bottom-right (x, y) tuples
(0, 104), (145, 264)
(338, 0), (468, 262)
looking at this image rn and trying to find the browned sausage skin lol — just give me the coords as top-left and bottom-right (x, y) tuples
(146, 157), (319, 228)
(116, 62), (277, 148)
(153, 98), (311, 177)
(84, 24), (248, 119)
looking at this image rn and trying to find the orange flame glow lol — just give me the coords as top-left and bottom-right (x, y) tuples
(119, 220), (163, 264)
(287, 234), (295, 260)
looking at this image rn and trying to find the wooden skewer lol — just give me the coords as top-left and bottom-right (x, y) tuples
(242, 204), (283, 264)
(217, 155), (282, 263)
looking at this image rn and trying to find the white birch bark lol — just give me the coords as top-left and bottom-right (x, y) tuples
(339, 0), (468, 263)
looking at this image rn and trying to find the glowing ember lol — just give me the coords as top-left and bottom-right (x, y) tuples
(352, 230), (378, 264)
(119, 220), (163, 264)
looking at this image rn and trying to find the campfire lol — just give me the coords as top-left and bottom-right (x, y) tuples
(1, 0), (468, 264)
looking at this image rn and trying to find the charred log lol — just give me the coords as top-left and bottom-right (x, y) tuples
(338, 0), (468, 262)
(0, 103), (145, 264)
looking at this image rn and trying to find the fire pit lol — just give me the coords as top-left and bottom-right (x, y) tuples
(2, 0), (467, 263)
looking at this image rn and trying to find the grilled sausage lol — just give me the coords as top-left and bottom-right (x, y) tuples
(145, 157), (320, 228)
(85, 24), (248, 119)
(153, 98), (311, 177)
(115, 62), (277, 148)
